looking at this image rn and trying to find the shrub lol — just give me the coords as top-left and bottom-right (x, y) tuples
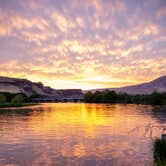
(0, 94), (7, 103)
(11, 94), (25, 103)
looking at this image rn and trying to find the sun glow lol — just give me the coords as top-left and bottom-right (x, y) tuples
(0, 0), (165, 89)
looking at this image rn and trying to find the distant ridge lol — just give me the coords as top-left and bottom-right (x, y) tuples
(0, 76), (83, 99)
(0, 76), (59, 96)
(86, 76), (166, 94)
(0, 76), (165, 96)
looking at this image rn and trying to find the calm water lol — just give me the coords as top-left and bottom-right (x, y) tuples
(0, 103), (166, 166)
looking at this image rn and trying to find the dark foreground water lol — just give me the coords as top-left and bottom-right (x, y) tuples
(0, 103), (165, 166)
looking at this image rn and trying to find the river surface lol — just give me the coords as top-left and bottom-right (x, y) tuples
(0, 103), (165, 166)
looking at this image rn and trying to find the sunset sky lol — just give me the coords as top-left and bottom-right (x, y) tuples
(0, 0), (165, 89)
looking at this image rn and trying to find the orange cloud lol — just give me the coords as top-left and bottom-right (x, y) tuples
(144, 24), (159, 35)
(0, 0), (165, 89)
(51, 12), (76, 32)
(157, 6), (166, 18)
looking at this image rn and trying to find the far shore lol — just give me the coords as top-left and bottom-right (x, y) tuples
(0, 103), (38, 109)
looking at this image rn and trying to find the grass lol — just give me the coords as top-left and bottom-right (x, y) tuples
(154, 139), (166, 166)
(0, 103), (37, 108)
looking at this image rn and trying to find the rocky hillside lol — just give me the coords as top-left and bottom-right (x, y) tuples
(87, 76), (166, 95)
(0, 76), (61, 97)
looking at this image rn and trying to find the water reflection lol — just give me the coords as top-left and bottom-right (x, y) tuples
(150, 106), (166, 124)
(0, 103), (165, 166)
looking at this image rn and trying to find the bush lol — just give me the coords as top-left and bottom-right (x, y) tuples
(0, 94), (7, 103)
(154, 139), (166, 165)
(11, 94), (25, 103)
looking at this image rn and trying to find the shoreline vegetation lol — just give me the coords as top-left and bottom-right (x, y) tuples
(154, 139), (166, 166)
(0, 91), (166, 108)
(0, 103), (37, 108)
(0, 93), (37, 109)
(84, 91), (166, 105)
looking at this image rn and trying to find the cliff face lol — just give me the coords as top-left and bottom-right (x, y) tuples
(0, 76), (61, 97)
(87, 76), (166, 95)
(0, 76), (83, 99)
(59, 89), (84, 99)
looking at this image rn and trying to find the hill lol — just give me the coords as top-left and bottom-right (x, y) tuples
(0, 76), (83, 100)
(86, 76), (166, 94)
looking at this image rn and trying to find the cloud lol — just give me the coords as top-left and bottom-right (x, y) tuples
(51, 11), (76, 32)
(0, 0), (165, 89)
(157, 6), (166, 18)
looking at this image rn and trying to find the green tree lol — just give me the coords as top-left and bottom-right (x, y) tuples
(84, 91), (95, 103)
(11, 94), (25, 103)
(103, 91), (118, 103)
(84, 91), (166, 105)
(93, 91), (103, 103)
(123, 94), (132, 103)
(0, 94), (7, 103)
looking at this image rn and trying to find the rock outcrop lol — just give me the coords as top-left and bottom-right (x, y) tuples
(0, 76), (83, 100)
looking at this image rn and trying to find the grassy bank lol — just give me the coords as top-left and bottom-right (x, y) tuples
(0, 103), (37, 108)
(154, 139), (166, 166)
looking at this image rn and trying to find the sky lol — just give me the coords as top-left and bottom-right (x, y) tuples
(0, 0), (166, 89)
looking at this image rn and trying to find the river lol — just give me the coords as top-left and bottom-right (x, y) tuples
(0, 103), (165, 166)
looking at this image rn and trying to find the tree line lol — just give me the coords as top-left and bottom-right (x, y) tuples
(0, 92), (49, 104)
(0, 91), (166, 105)
(84, 91), (166, 105)
(0, 92), (27, 103)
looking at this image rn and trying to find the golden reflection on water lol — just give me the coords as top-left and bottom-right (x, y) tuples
(27, 104), (154, 137)
(0, 103), (165, 166)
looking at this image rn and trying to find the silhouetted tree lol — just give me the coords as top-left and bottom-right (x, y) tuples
(84, 91), (166, 105)
(150, 92), (162, 105)
(102, 91), (118, 103)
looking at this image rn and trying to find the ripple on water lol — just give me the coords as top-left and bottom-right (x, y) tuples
(0, 103), (165, 166)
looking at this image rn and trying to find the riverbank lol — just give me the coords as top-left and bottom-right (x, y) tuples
(154, 139), (166, 166)
(0, 103), (37, 108)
